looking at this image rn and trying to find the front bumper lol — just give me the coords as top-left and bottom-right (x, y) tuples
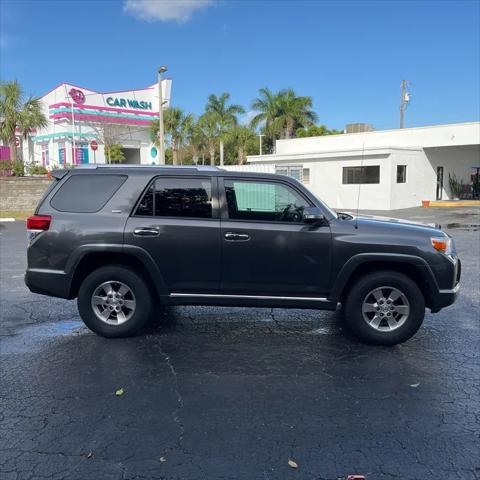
(429, 257), (461, 312)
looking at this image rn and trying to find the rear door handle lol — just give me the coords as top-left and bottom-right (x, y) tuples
(224, 232), (250, 241)
(134, 227), (160, 237)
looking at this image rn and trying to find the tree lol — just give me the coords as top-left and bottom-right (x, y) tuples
(198, 112), (220, 166)
(150, 108), (193, 165)
(250, 87), (317, 144)
(104, 144), (125, 163)
(0, 80), (47, 163)
(250, 87), (281, 142)
(186, 119), (207, 164)
(97, 123), (125, 163)
(205, 93), (244, 166)
(276, 88), (317, 139)
(296, 124), (343, 138)
(227, 125), (256, 164)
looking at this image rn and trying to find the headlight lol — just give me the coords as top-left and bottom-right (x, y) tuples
(431, 236), (452, 255)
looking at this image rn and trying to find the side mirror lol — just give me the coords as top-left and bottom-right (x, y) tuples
(303, 207), (327, 225)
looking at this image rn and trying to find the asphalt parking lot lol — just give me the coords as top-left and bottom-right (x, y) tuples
(1, 207), (479, 480)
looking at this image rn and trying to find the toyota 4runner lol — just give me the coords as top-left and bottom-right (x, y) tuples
(25, 165), (460, 345)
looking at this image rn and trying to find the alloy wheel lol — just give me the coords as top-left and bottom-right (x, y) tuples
(91, 281), (136, 325)
(361, 286), (410, 332)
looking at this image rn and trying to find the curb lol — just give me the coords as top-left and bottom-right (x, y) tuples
(0, 218), (16, 222)
(426, 200), (480, 207)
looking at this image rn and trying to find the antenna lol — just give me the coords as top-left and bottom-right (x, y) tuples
(354, 140), (365, 229)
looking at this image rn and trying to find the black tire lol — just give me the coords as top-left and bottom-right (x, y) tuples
(77, 265), (152, 338)
(344, 270), (425, 345)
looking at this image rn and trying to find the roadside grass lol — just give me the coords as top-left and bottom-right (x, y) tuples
(0, 210), (32, 220)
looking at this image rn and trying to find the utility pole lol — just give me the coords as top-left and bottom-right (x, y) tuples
(157, 66), (168, 165)
(399, 79), (411, 129)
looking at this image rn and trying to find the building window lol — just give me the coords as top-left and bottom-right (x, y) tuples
(342, 166), (380, 184)
(224, 179), (310, 223)
(302, 168), (310, 184)
(275, 165), (305, 183)
(397, 165), (407, 183)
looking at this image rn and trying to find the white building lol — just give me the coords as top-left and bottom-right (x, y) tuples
(238, 122), (480, 210)
(22, 81), (172, 167)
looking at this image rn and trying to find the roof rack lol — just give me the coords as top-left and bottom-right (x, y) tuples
(73, 164), (223, 171)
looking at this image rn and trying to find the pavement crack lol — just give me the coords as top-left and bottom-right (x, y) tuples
(156, 335), (185, 455)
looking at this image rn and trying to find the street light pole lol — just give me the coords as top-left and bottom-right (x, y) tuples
(157, 66), (168, 165)
(257, 134), (265, 156)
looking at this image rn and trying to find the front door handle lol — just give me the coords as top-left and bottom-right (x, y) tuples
(224, 232), (250, 241)
(134, 227), (160, 237)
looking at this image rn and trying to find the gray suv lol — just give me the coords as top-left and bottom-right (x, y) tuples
(25, 165), (460, 345)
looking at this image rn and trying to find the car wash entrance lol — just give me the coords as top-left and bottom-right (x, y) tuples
(122, 148), (141, 164)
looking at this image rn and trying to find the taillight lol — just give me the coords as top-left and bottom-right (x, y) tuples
(26, 215), (51, 243)
(27, 215), (51, 231)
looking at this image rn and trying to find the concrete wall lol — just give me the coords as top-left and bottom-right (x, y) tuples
(0, 177), (52, 212)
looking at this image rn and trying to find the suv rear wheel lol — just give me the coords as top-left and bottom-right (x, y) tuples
(344, 271), (425, 345)
(77, 265), (152, 338)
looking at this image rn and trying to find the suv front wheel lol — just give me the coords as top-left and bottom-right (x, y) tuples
(344, 271), (425, 345)
(77, 265), (152, 338)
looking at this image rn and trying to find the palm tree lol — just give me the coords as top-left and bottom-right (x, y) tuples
(150, 108), (193, 165)
(198, 112), (220, 166)
(0, 80), (47, 163)
(205, 93), (245, 166)
(276, 88), (317, 139)
(227, 125), (256, 164)
(251, 87), (317, 142)
(250, 87), (281, 139)
(186, 119), (207, 165)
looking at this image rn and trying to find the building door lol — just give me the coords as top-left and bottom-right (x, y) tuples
(436, 167), (444, 200)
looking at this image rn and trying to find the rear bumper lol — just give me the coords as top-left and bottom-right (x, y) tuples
(25, 268), (72, 299)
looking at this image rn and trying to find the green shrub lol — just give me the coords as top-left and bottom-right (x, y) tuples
(12, 161), (24, 177)
(0, 160), (13, 175)
(29, 164), (48, 175)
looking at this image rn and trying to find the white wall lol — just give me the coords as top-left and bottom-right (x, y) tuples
(273, 122), (480, 155)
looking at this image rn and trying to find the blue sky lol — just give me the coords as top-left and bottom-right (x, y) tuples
(1, 0), (479, 130)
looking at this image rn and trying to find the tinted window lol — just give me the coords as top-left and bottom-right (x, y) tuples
(224, 179), (309, 222)
(50, 174), (127, 213)
(136, 177), (212, 218)
(342, 166), (380, 184)
(136, 184), (154, 216)
(397, 165), (407, 183)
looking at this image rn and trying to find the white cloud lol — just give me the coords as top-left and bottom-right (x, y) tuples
(123, 0), (214, 23)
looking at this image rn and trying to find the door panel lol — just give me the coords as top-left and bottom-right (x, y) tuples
(124, 176), (221, 293)
(219, 178), (332, 296)
(125, 217), (220, 292)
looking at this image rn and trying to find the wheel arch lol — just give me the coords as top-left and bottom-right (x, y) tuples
(330, 254), (438, 309)
(68, 245), (168, 300)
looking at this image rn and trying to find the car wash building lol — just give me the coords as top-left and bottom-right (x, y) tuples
(234, 122), (480, 210)
(21, 80), (172, 168)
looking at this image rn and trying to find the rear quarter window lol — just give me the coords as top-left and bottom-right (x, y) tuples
(50, 174), (127, 213)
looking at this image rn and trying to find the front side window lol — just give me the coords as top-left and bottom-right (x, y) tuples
(224, 179), (309, 222)
(342, 166), (380, 184)
(136, 177), (212, 218)
(397, 165), (407, 183)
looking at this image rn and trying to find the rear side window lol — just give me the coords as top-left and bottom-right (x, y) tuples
(50, 174), (127, 213)
(135, 177), (212, 219)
